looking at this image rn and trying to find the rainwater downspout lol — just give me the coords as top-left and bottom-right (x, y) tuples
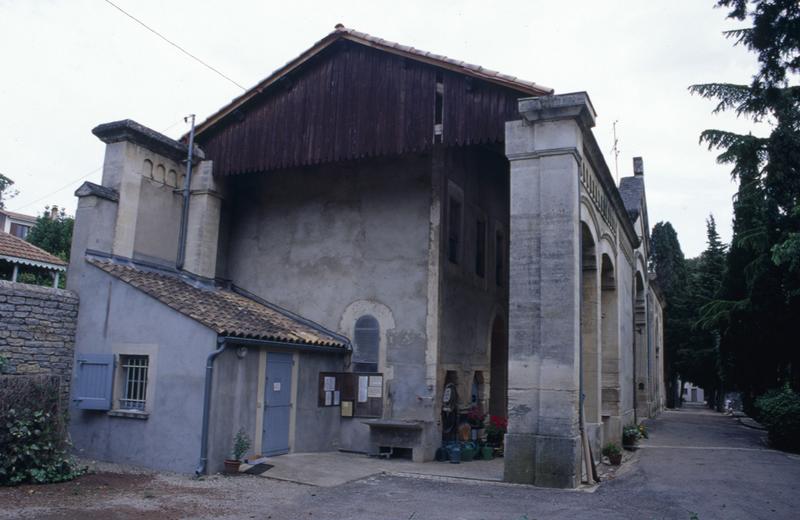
(177, 114), (196, 271)
(195, 338), (227, 477)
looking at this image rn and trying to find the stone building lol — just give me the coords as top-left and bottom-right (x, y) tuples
(68, 26), (665, 487)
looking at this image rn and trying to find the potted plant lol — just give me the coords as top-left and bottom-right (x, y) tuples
(602, 442), (622, 465)
(622, 424), (640, 450)
(485, 415), (507, 447)
(465, 405), (486, 428)
(224, 428), (251, 474)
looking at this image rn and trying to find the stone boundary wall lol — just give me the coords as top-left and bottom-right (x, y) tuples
(0, 280), (79, 404)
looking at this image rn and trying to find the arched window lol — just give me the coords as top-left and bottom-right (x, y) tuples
(353, 315), (379, 372)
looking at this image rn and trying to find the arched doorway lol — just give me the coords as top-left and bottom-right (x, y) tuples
(580, 222), (601, 459)
(489, 315), (507, 418)
(634, 272), (647, 420)
(600, 254), (620, 444)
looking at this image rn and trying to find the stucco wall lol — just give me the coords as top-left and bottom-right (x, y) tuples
(69, 263), (215, 473)
(0, 281), (78, 404)
(207, 346), (343, 473)
(438, 146), (509, 407)
(223, 154), (432, 428)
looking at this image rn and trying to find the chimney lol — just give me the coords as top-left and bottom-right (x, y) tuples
(633, 157), (644, 177)
(49, 205), (59, 219)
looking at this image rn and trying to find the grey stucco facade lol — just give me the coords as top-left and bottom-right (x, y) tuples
(66, 31), (665, 488)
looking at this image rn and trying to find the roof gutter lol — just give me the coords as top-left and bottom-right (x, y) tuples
(219, 336), (349, 354)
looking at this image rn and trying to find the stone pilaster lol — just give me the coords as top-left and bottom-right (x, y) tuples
(183, 160), (224, 280)
(503, 93), (596, 488)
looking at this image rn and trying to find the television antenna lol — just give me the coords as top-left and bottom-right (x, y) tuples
(611, 120), (621, 184)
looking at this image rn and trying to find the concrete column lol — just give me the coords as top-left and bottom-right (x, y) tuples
(600, 270), (622, 445)
(581, 251), (602, 460)
(183, 160), (224, 280)
(503, 93), (596, 488)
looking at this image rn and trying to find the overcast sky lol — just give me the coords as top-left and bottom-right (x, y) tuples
(0, 0), (764, 257)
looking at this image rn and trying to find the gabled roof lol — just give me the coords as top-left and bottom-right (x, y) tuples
(0, 209), (37, 224)
(88, 259), (347, 349)
(194, 25), (553, 138)
(0, 231), (67, 270)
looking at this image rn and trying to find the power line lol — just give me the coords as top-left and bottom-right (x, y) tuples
(10, 119), (186, 213)
(12, 167), (102, 213)
(102, 0), (247, 91)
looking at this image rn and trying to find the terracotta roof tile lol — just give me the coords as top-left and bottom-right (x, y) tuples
(0, 231), (67, 268)
(87, 259), (346, 349)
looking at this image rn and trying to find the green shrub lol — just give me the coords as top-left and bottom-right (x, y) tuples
(755, 384), (800, 453)
(232, 428), (251, 461)
(622, 425), (640, 446)
(602, 443), (621, 457)
(0, 375), (85, 486)
(0, 408), (85, 485)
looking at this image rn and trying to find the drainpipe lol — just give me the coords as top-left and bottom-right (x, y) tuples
(177, 114), (196, 271)
(195, 337), (227, 477)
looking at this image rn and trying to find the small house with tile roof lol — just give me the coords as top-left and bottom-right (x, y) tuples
(68, 26), (665, 487)
(0, 229), (67, 286)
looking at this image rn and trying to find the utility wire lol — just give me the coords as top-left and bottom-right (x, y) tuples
(102, 0), (247, 91)
(11, 119), (186, 213)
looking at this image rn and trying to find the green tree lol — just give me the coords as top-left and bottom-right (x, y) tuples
(650, 221), (691, 408)
(682, 216), (727, 409)
(26, 207), (73, 262)
(0, 173), (18, 209)
(690, 0), (800, 405)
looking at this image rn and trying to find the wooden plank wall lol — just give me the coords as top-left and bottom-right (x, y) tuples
(199, 41), (527, 176)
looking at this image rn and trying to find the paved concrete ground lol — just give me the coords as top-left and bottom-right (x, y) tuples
(249, 406), (800, 519)
(242, 451), (505, 486)
(2, 406), (799, 519)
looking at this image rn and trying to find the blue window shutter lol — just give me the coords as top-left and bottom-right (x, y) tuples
(74, 353), (115, 410)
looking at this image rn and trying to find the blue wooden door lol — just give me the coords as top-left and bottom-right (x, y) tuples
(263, 352), (293, 456)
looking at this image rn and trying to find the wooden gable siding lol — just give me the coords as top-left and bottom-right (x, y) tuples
(198, 41), (528, 176)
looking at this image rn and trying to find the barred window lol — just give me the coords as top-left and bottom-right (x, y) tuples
(119, 355), (148, 411)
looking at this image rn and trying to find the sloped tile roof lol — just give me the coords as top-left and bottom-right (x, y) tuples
(0, 209), (37, 224)
(0, 231), (67, 269)
(88, 259), (346, 349)
(194, 25), (553, 137)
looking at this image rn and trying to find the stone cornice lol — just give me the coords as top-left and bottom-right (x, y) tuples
(92, 119), (205, 163)
(518, 92), (597, 130)
(74, 181), (119, 202)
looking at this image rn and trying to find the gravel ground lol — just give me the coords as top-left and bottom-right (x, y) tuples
(0, 459), (311, 520)
(2, 408), (799, 519)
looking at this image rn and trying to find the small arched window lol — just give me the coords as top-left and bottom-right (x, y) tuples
(353, 315), (379, 372)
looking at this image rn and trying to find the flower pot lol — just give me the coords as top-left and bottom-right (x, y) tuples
(224, 459), (241, 474)
(608, 452), (622, 465)
(481, 446), (493, 460)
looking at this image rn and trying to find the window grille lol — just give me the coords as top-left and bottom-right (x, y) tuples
(120, 355), (148, 411)
(353, 316), (379, 373)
